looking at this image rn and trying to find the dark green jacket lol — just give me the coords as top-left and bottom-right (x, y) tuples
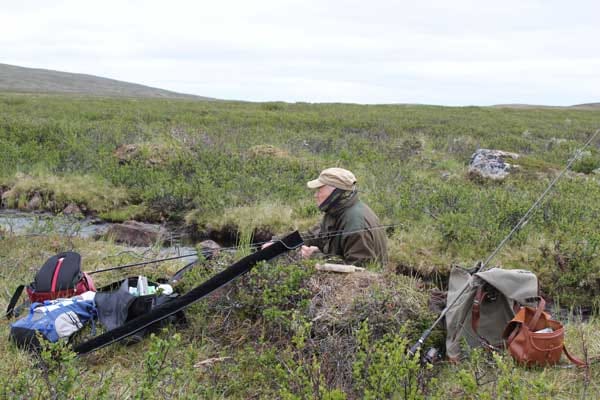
(304, 194), (387, 266)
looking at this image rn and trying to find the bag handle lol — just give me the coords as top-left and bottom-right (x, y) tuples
(527, 297), (546, 331)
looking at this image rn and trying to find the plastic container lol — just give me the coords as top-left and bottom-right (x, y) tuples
(137, 275), (148, 296)
(157, 284), (173, 295)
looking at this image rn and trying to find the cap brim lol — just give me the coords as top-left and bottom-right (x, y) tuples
(307, 179), (324, 189)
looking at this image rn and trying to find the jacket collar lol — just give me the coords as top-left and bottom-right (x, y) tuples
(326, 191), (359, 217)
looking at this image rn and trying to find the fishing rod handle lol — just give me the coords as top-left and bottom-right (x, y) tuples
(408, 327), (432, 357)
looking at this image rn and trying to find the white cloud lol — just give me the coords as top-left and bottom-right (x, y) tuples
(1, 0), (599, 105)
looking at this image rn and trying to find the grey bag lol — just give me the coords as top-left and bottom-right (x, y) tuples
(445, 267), (539, 360)
(94, 279), (135, 331)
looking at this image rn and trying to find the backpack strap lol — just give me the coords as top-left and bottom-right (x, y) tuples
(471, 286), (503, 351)
(6, 285), (26, 319)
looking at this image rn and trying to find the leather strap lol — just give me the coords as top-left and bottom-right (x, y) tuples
(563, 344), (587, 368)
(471, 287), (501, 350)
(527, 297), (546, 331)
(471, 287), (485, 335)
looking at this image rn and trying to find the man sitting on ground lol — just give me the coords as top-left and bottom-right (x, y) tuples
(300, 167), (388, 267)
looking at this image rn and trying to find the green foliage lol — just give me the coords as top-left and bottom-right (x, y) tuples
(445, 350), (557, 399)
(38, 339), (80, 400)
(353, 320), (429, 400)
(235, 261), (313, 335)
(135, 331), (182, 399)
(2, 94), (600, 398)
(1, 172), (130, 213)
(571, 150), (600, 174)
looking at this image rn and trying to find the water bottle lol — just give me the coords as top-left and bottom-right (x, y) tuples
(137, 275), (148, 295)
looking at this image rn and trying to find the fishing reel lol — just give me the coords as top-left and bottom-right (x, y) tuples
(422, 347), (442, 365)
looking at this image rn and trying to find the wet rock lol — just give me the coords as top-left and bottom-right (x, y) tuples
(114, 144), (139, 164)
(468, 149), (520, 181)
(198, 239), (222, 258)
(114, 143), (176, 167)
(252, 226), (275, 244)
(26, 193), (42, 210)
(199, 239), (221, 250)
(46, 200), (57, 212)
(105, 220), (167, 246)
(1, 189), (12, 208)
(63, 203), (83, 216)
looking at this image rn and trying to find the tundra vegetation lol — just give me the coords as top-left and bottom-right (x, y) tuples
(1, 93), (599, 398)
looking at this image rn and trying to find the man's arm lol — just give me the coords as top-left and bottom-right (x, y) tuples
(341, 229), (378, 266)
(302, 222), (325, 249)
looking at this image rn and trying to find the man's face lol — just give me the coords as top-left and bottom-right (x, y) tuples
(315, 185), (335, 206)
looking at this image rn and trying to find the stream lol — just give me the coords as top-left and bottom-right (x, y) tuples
(0, 209), (198, 262)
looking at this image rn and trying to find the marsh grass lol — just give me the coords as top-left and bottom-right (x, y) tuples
(2, 93), (600, 397)
(1, 232), (599, 398)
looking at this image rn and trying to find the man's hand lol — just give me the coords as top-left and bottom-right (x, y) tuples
(300, 245), (319, 259)
(261, 241), (274, 250)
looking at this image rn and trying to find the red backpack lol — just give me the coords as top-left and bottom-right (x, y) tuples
(6, 252), (96, 318)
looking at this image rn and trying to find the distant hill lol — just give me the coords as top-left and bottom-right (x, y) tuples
(0, 63), (212, 100)
(492, 104), (561, 109)
(571, 103), (600, 108)
(493, 103), (600, 109)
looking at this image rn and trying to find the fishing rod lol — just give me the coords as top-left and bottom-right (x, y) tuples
(88, 222), (402, 276)
(88, 240), (269, 276)
(89, 251), (211, 275)
(408, 129), (600, 357)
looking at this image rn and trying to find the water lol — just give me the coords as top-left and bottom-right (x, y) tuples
(0, 210), (198, 263)
(0, 209), (111, 238)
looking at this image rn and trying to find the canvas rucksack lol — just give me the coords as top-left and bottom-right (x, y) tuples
(444, 267), (539, 360)
(6, 251), (96, 318)
(444, 266), (586, 367)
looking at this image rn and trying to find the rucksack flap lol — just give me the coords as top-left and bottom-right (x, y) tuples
(32, 252), (82, 292)
(5, 251), (85, 319)
(23, 252), (95, 305)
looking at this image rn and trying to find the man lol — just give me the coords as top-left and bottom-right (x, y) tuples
(300, 167), (387, 267)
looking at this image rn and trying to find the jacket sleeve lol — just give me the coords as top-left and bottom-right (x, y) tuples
(302, 222), (325, 249)
(341, 230), (378, 266)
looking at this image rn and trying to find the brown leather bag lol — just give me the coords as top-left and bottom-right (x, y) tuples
(502, 298), (586, 367)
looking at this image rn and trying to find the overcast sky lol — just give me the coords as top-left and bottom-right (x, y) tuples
(2, 0), (599, 105)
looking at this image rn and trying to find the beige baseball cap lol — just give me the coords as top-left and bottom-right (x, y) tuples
(307, 167), (356, 191)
